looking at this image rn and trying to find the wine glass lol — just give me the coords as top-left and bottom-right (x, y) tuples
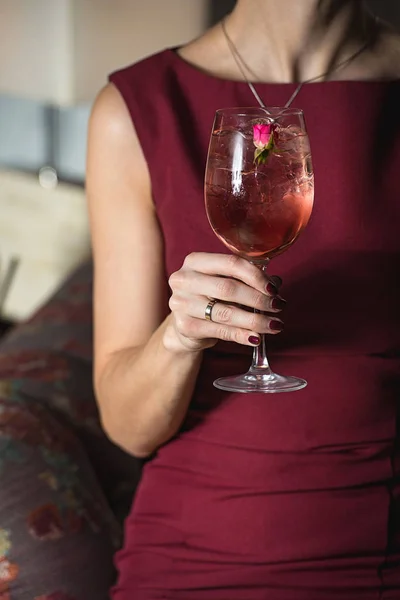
(204, 107), (314, 393)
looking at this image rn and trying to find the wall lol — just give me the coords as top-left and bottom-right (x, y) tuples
(72, 0), (208, 103)
(0, 0), (74, 104)
(0, 0), (208, 105)
(0, 0), (209, 180)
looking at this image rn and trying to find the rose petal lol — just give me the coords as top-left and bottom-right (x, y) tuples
(253, 124), (262, 145)
(253, 123), (273, 149)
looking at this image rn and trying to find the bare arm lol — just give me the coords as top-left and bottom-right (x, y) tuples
(87, 84), (284, 458)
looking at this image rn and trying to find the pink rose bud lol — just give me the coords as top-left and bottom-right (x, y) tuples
(253, 123), (273, 149)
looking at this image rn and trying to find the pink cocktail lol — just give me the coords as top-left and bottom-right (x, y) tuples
(205, 107), (314, 393)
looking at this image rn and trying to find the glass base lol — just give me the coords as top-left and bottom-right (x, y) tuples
(213, 370), (307, 394)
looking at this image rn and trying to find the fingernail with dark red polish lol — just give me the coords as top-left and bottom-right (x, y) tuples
(266, 283), (278, 295)
(271, 296), (287, 311)
(269, 320), (284, 332)
(248, 335), (261, 345)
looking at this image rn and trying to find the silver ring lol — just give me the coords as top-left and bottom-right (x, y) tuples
(205, 299), (218, 321)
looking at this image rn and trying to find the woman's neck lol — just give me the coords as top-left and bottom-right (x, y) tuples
(227, 0), (373, 83)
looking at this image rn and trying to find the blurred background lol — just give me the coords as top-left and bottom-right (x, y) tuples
(0, 0), (399, 327)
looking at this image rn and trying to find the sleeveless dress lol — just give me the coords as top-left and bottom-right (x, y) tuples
(109, 49), (400, 599)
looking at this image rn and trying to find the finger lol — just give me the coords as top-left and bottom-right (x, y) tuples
(269, 275), (283, 290)
(174, 314), (277, 348)
(206, 299), (284, 333)
(181, 253), (278, 297)
(172, 271), (286, 312)
(185, 295), (285, 325)
(171, 296), (285, 337)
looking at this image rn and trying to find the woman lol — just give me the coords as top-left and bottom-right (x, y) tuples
(86, 0), (400, 597)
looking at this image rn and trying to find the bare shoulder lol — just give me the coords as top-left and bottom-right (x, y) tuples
(87, 83), (151, 198)
(89, 83), (134, 140)
(178, 26), (221, 64)
(177, 24), (233, 79)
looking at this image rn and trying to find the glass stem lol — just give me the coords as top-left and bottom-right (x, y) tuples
(250, 260), (272, 374)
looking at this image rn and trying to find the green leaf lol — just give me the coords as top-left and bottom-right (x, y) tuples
(253, 132), (275, 165)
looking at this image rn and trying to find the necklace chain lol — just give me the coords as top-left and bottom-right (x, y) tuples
(221, 18), (371, 112)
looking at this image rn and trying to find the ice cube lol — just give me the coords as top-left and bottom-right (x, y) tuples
(274, 125), (310, 156)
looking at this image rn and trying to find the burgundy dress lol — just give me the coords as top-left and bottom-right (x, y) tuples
(109, 50), (400, 599)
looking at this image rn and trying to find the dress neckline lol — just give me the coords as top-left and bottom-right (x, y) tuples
(165, 47), (400, 89)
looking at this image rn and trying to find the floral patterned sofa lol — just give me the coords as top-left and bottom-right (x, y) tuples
(0, 262), (140, 600)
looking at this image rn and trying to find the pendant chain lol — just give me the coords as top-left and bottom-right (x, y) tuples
(221, 18), (371, 112)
